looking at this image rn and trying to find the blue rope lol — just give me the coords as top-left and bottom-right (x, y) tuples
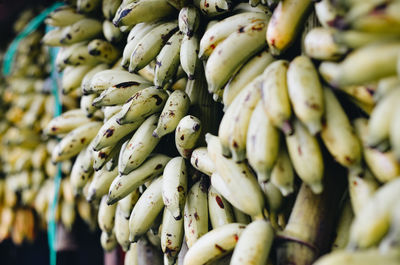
(2, 2), (64, 76)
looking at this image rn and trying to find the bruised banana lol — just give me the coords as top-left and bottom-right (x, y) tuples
(60, 18), (103, 45)
(178, 6), (200, 37)
(190, 147), (215, 177)
(180, 34), (199, 80)
(102, 0), (122, 20)
(304, 27), (347, 61)
(107, 154), (171, 204)
(208, 186), (234, 229)
(44, 109), (90, 136)
(70, 145), (94, 193)
(87, 39), (120, 64)
(103, 20), (123, 43)
(161, 207), (184, 265)
(86, 165), (118, 202)
(81, 64), (109, 94)
(162, 157), (187, 220)
(175, 115), (202, 159)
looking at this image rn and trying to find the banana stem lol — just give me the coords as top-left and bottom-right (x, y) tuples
(275, 163), (346, 265)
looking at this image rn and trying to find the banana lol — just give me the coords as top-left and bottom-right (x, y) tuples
(100, 230), (117, 252)
(119, 114), (160, 174)
(331, 200), (354, 251)
(77, 0), (101, 13)
(115, 204), (131, 251)
(367, 88), (400, 148)
(92, 81), (151, 107)
(175, 115), (202, 159)
(333, 30), (400, 49)
(87, 39), (121, 64)
(102, 0), (122, 20)
(87, 69), (150, 94)
(183, 177), (209, 248)
(321, 87), (362, 172)
(45, 6), (86, 27)
(304, 27), (348, 61)
(285, 119), (324, 194)
(190, 147), (215, 177)
(162, 157), (187, 220)
(208, 186), (234, 229)
(129, 176), (164, 242)
(232, 206), (251, 225)
(102, 105), (123, 121)
(113, 0), (176, 27)
(80, 94), (98, 118)
(315, 0), (342, 28)
(118, 189), (140, 219)
(91, 112), (143, 151)
(199, 12), (267, 59)
(218, 75), (263, 160)
(70, 145), (94, 193)
(125, 243), (138, 265)
(86, 164), (118, 202)
(61, 200), (76, 230)
(98, 195), (117, 234)
(319, 42), (400, 87)
(390, 100), (400, 160)
(179, 34), (199, 80)
(354, 118), (400, 183)
(51, 121), (101, 162)
(107, 154), (171, 204)
(348, 169), (379, 216)
(205, 19), (268, 94)
(314, 249), (400, 265)
(129, 21), (179, 72)
(266, 0), (311, 55)
(178, 7), (200, 37)
(230, 219), (274, 265)
(60, 18), (103, 45)
(41, 27), (65, 46)
(206, 134), (265, 219)
(116, 86), (169, 125)
(154, 31), (184, 89)
(270, 145), (295, 197)
(348, 178), (400, 249)
(93, 137), (124, 171)
(153, 90), (191, 138)
(375, 76), (400, 103)
(161, 207), (184, 265)
(223, 50), (274, 109)
(81, 64), (109, 94)
(247, 101), (280, 182)
(338, 84), (376, 106)
(380, 200), (400, 253)
(45, 110), (91, 136)
(183, 223), (246, 265)
(62, 65), (94, 94)
(288, 56), (324, 135)
(103, 20), (123, 43)
(122, 22), (160, 69)
(56, 42), (101, 68)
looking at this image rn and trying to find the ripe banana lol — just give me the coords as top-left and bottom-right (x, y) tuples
(129, 176), (164, 242)
(194, 0), (232, 17)
(70, 145), (94, 193)
(180, 34), (199, 80)
(266, 0), (311, 55)
(175, 115), (202, 159)
(285, 119), (324, 194)
(57, 42), (100, 67)
(218, 75), (263, 160)
(224, 50), (274, 109)
(113, 0), (176, 27)
(205, 19), (268, 94)
(321, 87), (362, 172)
(154, 31), (184, 89)
(183, 177), (209, 248)
(129, 21), (179, 72)
(87, 39), (120, 64)
(246, 101), (280, 182)
(199, 12), (268, 59)
(119, 114), (160, 174)
(348, 169), (379, 216)
(162, 157), (187, 220)
(44, 109), (90, 136)
(118, 189), (140, 219)
(287, 55), (324, 135)
(98, 195), (117, 234)
(52, 121), (101, 162)
(116, 86), (169, 125)
(153, 90), (191, 138)
(62, 65), (94, 94)
(178, 7), (200, 37)
(115, 204), (131, 251)
(87, 69), (150, 94)
(107, 154), (171, 204)
(319, 42), (400, 87)
(45, 5), (86, 27)
(183, 223), (246, 265)
(208, 186), (234, 229)
(91, 112), (143, 151)
(230, 219), (274, 265)
(86, 165), (118, 202)
(270, 145), (295, 197)
(348, 178), (400, 249)
(60, 18), (103, 45)
(100, 230), (117, 252)
(206, 134), (265, 219)
(190, 147), (215, 177)
(103, 20), (123, 43)
(81, 64), (109, 94)
(93, 137), (124, 171)
(315, 0), (341, 29)
(161, 207), (184, 264)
